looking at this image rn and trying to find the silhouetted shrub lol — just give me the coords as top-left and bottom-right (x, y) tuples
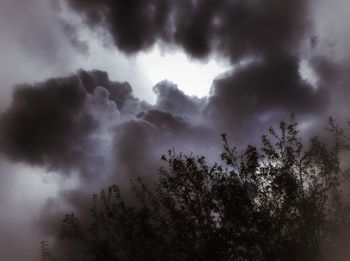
(57, 118), (350, 261)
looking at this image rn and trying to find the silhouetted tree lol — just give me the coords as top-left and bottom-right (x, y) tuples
(40, 241), (59, 261)
(58, 118), (350, 261)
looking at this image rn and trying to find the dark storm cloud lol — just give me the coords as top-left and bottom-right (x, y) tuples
(0, 71), (217, 261)
(77, 69), (150, 114)
(61, 0), (327, 137)
(113, 120), (158, 181)
(205, 55), (329, 136)
(309, 55), (350, 124)
(113, 108), (215, 182)
(3, 0), (348, 259)
(310, 56), (342, 87)
(0, 69), (217, 186)
(137, 109), (190, 131)
(64, 0), (309, 61)
(77, 70), (132, 106)
(0, 76), (94, 170)
(65, 0), (171, 53)
(153, 80), (204, 117)
(0, 70), (151, 173)
(0, 70), (210, 177)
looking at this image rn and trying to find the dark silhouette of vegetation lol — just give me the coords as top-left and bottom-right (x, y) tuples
(53, 118), (350, 261)
(40, 241), (59, 261)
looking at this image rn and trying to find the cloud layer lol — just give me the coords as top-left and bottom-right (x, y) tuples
(64, 0), (309, 61)
(1, 0), (350, 260)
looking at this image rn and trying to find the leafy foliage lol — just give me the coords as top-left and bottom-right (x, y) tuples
(59, 118), (350, 261)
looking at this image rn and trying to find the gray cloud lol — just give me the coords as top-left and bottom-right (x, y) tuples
(0, 70), (214, 180)
(2, 0), (350, 259)
(153, 80), (205, 117)
(205, 55), (329, 140)
(0, 70), (214, 260)
(60, 0), (331, 141)
(63, 0), (310, 62)
(0, 75), (93, 171)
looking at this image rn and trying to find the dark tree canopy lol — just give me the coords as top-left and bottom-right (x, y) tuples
(49, 118), (350, 261)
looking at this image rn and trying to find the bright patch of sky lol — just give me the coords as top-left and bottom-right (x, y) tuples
(75, 36), (230, 103)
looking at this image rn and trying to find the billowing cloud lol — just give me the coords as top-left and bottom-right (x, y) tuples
(205, 55), (329, 139)
(77, 69), (150, 114)
(2, 0), (350, 260)
(0, 76), (93, 170)
(0, 70), (213, 180)
(153, 80), (205, 117)
(60, 0), (330, 141)
(0, 70), (149, 176)
(0, 70), (215, 260)
(64, 0), (310, 61)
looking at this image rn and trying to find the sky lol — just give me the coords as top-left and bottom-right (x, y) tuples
(0, 0), (350, 260)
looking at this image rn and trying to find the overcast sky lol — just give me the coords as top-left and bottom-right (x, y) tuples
(1, 0), (350, 260)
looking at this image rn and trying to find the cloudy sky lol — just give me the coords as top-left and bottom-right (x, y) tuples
(0, 0), (350, 260)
